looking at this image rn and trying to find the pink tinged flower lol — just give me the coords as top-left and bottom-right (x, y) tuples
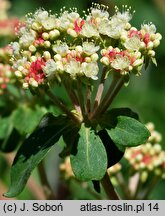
(1, 83), (7, 89)
(73, 19), (85, 33)
(142, 154), (151, 165)
(143, 33), (150, 45)
(34, 37), (45, 46)
(25, 58), (45, 85)
(128, 29), (142, 39)
(131, 150), (141, 159)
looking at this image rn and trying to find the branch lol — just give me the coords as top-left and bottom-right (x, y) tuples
(100, 171), (120, 200)
(46, 90), (80, 124)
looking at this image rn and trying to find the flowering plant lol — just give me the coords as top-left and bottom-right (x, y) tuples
(4, 3), (162, 199)
(60, 123), (165, 199)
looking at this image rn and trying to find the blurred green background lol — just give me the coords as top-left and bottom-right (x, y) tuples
(0, 0), (165, 200)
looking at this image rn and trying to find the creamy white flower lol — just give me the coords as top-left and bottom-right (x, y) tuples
(90, 8), (109, 20)
(81, 62), (99, 80)
(98, 19), (111, 36)
(19, 32), (35, 47)
(108, 24), (125, 39)
(52, 43), (69, 56)
(58, 12), (71, 30)
(81, 23), (99, 38)
(43, 59), (57, 76)
(141, 23), (156, 34)
(111, 55), (130, 70)
(67, 12), (79, 22)
(124, 36), (141, 51)
(34, 9), (49, 23)
(65, 60), (81, 78)
(111, 11), (132, 25)
(13, 57), (27, 70)
(42, 17), (57, 30)
(11, 42), (20, 56)
(82, 42), (100, 55)
(18, 26), (27, 36)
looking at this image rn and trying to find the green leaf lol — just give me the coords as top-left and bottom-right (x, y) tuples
(0, 117), (12, 139)
(70, 124), (107, 181)
(108, 116), (150, 147)
(11, 105), (47, 135)
(99, 107), (139, 130)
(4, 113), (70, 198)
(0, 128), (21, 153)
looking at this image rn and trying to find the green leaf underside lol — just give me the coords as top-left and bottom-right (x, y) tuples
(108, 116), (150, 147)
(4, 113), (71, 198)
(70, 124), (107, 181)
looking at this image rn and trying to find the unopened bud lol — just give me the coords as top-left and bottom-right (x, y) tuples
(29, 78), (38, 88)
(18, 66), (24, 71)
(134, 51), (141, 59)
(140, 42), (146, 49)
(29, 45), (36, 53)
(135, 154), (143, 162)
(120, 34), (127, 41)
(146, 122), (154, 131)
(153, 39), (160, 48)
(128, 65), (133, 71)
(49, 29), (60, 39)
(100, 56), (110, 65)
(42, 32), (49, 40)
(153, 144), (161, 153)
(32, 22), (42, 31)
(43, 51), (51, 60)
(30, 56), (37, 62)
(150, 33), (156, 41)
(15, 70), (22, 78)
(130, 27), (137, 31)
(132, 59), (143, 67)
(91, 53), (99, 61)
(125, 22), (131, 30)
(22, 69), (29, 75)
(147, 41), (154, 49)
(23, 82), (29, 89)
(148, 50), (155, 57)
(44, 41), (51, 48)
(54, 54), (62, 61)
(140, 171), (148, 182)
(101, 49), (107, 56)
(155, 33), (162, 40)
(75, 46), (83, 52)
(84, 57), (91, 63)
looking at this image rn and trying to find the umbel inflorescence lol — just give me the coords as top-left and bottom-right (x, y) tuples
(11, 4), (161, 87)
(10, 3), (162, 122)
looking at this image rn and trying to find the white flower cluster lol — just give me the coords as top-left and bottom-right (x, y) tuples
(0, 46), (14, 94)
(125, 122), (165, 180)
(0, 63), (13, 94)
(10, 4), (162, 89)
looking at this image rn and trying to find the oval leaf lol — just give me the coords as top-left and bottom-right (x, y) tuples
(4, 113), (70, 198)
(108, 116), (150, 147)
(70, 124), (107, 181)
